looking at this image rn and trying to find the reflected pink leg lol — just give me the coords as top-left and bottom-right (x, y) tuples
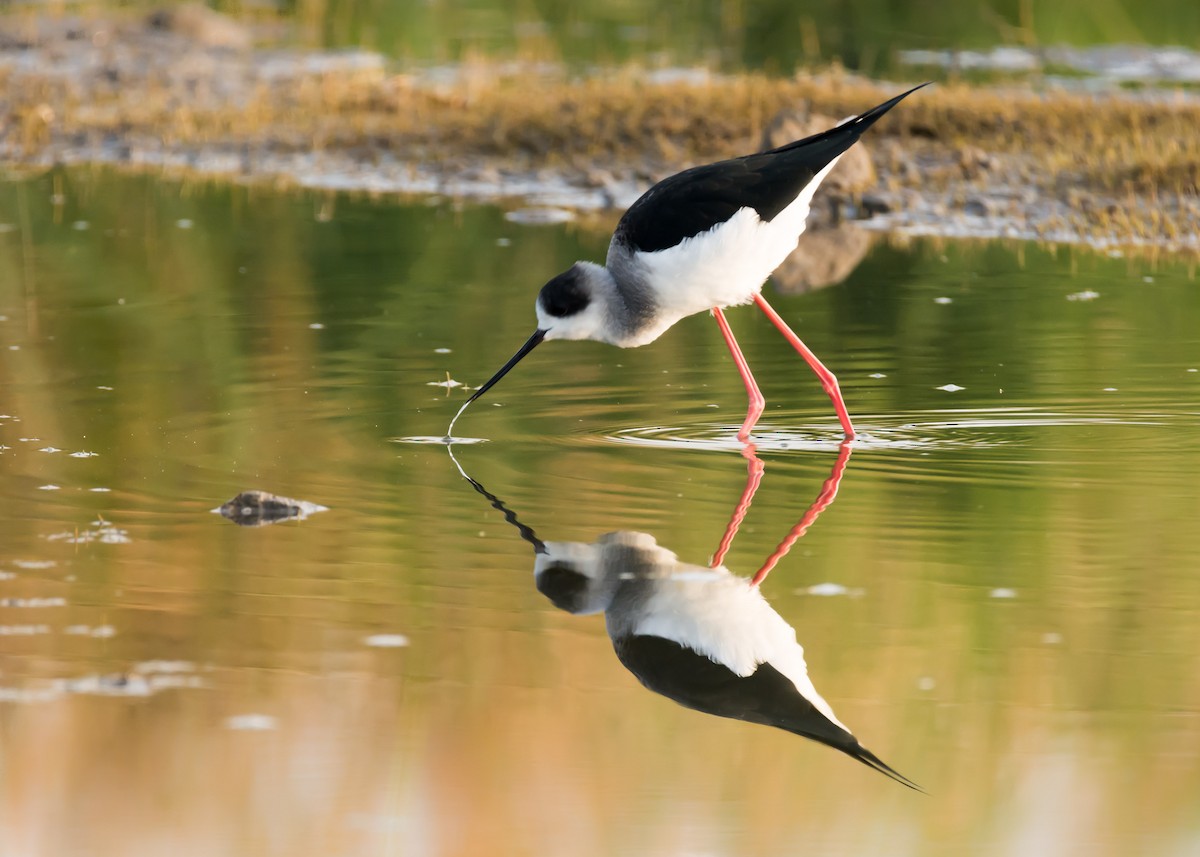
(712, 307), (765, 442)
(750, 440), (852, 587)
(752, 294), (856, 439)
(710, 443), (764, 568)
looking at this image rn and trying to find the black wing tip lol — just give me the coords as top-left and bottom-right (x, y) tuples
(849, 742), (926, 793)
(763, 81), (930, 156)
(850, 81), (933, 130)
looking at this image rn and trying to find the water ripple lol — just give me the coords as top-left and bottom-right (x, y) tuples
(599, 408), (1182, 453)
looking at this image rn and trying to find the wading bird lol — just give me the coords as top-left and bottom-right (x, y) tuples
(449, 84), (927, 441)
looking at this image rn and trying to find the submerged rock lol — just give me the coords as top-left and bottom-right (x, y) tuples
(215, 490), (328, 526)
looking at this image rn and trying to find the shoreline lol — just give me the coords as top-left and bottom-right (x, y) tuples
(2, 11), (1198, 255)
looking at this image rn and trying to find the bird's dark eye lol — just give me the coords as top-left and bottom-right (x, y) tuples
(539, 269), (590, 318)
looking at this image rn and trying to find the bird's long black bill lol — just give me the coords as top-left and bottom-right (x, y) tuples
(447, 328), (547, 437)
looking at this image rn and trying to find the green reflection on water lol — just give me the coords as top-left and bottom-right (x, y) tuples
(253, 0), (1200, 74)
(0, 168), (1199, 856)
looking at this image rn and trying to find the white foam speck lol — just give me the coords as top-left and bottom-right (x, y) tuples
(364, 634), (410, 648)
(0, 597), (67, 608)
(798, 582), (864, 597)
(0, 624), (51, 635)
(64, 624), (117, 637)
(225, 713), (277, 731)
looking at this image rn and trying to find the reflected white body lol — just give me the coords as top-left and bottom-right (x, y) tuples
(535, 531), (850, 733)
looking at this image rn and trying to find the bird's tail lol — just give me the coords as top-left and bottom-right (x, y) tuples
(765, 81), (931, 156)
(847, 741), (926, 793)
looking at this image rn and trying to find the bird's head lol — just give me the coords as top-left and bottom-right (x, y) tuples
(535, 262), (611, 343)
(534, 541), (617, 615)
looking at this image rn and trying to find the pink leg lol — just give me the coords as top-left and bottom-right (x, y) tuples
(752, 294), (856, 439)
(710, 443), (764, 568)
(750, 440), (852, 587)
(712, 307), (765, 442)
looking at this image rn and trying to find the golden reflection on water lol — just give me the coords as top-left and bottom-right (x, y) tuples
(1, 172), (1200, 856)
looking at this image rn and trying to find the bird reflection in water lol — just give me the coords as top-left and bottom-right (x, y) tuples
(452, 443), (920, 790)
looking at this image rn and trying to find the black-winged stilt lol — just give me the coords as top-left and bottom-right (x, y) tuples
(449, 444), (921, 789)
(448, 83), (928, 441)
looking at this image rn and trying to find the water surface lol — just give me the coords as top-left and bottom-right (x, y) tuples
(272, 0), (1200, 77)
(1, 170), (1199, 856)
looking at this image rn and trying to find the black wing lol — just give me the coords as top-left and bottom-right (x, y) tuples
(614, 634), (921, 790)
(612, 83), (928, 254)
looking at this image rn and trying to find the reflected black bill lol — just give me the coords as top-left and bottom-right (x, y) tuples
(463, 328), (547, 407)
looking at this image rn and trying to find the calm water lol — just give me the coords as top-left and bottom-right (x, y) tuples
(1, 170), (1199, 856)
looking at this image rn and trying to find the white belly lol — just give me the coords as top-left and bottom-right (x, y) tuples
(626, 155), (842, 339)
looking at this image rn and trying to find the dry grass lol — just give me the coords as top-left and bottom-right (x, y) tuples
(1, 13), (1198, 249)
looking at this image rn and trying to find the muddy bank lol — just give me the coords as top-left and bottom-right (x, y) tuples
(1, 10), (1198, 254)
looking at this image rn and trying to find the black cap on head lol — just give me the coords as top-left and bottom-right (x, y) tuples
(539, 267), (590, 318)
